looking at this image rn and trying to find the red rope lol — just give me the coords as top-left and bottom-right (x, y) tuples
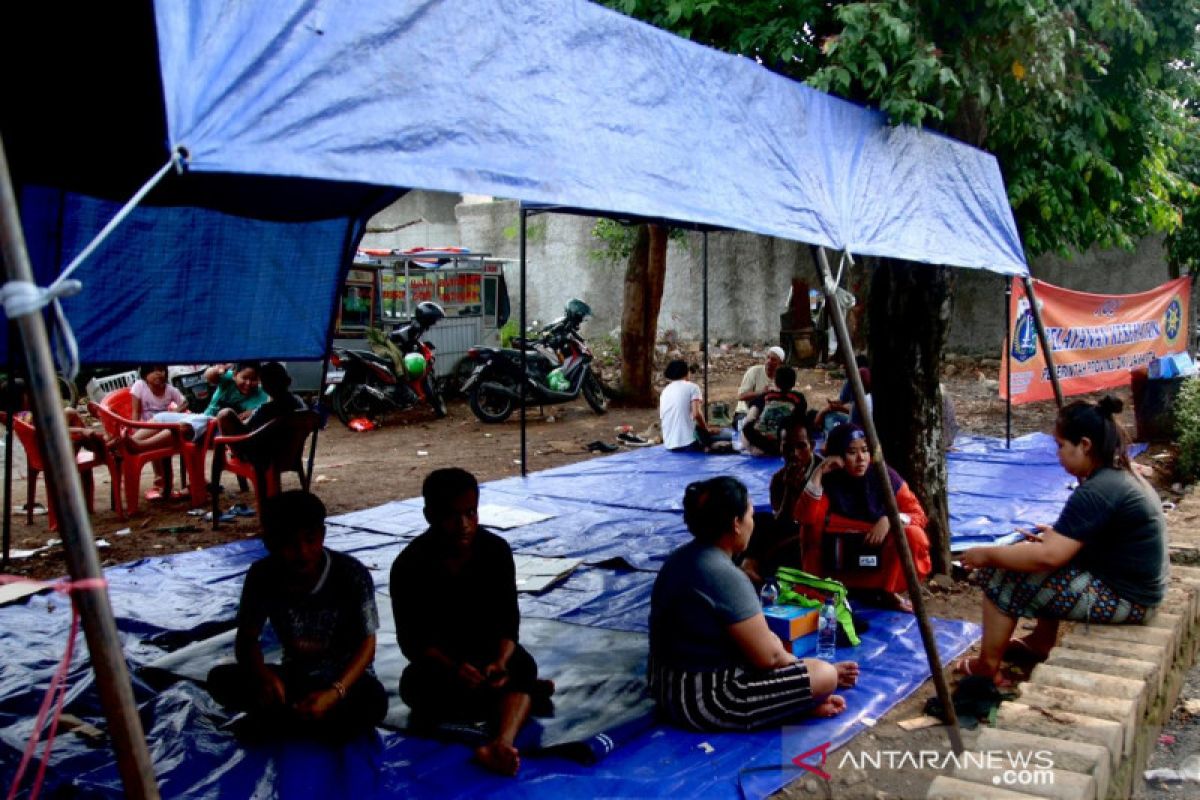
(1, 575), (108, 800)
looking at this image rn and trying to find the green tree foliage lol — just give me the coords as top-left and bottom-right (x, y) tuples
(1176, 376), (1200, 479)
(607, 0), (1200, 259)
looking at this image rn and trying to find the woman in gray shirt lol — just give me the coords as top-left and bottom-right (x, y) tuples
(649, 476), (859, 730)
(960, 395), (1168, 682)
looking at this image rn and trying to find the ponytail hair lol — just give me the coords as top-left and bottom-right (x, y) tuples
(682, 476), (749, 543)
(1055, 394), (1130, 472)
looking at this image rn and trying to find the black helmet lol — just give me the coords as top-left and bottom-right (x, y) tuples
(414, 301), (445, 328)
(564, 299), (592, 324)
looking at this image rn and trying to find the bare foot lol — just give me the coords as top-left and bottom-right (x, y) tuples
(812, 695), (846, 718)
(834, 661), (859, 689)
(474, 740), (520, 776)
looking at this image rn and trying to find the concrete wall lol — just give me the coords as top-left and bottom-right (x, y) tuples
(455, 198), (816, 344)
(947, 236), (1174, 355)
(361, 190), (461, 251)
(364, 191), (1178, 354)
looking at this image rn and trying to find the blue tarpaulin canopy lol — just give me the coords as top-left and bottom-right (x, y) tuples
(3, 0), (1026, 364)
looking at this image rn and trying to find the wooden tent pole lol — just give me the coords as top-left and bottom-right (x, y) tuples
(0, 137), (159, 797)
(1022, 276), (1064, 407)
(815, 247), (964, 754)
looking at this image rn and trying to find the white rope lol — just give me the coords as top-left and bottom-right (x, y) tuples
(1, 153), (182, 380)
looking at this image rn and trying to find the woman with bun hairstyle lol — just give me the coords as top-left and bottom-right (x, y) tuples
(648, 476), (859, 730)
(794, 422), (931, 612)
(958, 395), (1167, 680)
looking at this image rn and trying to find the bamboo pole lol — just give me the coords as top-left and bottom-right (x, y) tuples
(1022, 276), (1064, 407)
(0, 137), (159, 796)
(815, 247), (963, 754)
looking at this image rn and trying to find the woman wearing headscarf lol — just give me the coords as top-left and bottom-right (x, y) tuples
(794, 422), (931, 612)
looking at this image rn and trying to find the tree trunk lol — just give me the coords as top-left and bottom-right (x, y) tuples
(867, 259), (955, 575)
(619, 224), (669, 405)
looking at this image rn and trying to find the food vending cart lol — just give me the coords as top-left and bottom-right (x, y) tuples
(288, 248), (510, 393)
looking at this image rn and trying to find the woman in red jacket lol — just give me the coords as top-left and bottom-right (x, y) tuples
(795, 423), (931, 612)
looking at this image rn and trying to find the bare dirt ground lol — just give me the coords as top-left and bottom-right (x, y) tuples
(0, 349), (1180, 799)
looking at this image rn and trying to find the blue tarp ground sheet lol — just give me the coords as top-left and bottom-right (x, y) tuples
(0, 443), (996, 799)
(331, 432), (1111, 557)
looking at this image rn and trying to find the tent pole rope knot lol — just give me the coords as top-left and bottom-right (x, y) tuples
(0, 279), (82, 381)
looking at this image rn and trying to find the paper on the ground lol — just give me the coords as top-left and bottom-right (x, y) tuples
(513, 555), (581, 593)
(0, 581), (49, 606)
(479, 503), (554, 529)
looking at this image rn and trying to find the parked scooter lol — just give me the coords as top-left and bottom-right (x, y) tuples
(462, 299), (607, 423)
(328, 301), (448, 427)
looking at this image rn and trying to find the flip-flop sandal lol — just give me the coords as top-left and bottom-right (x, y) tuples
(229, 504), (256, 518)
(951, 657), (1012, 689)
(1003, 639), (1049, 665)
(144, 488), (164, 502)
(17, 503), (48, 516)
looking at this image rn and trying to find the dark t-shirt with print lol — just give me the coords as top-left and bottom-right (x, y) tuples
(237, 548), (379, 680)
(1054, 467), (1168, 607)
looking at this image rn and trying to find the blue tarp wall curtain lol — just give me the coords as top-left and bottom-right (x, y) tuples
(3, 0), (1026, 365)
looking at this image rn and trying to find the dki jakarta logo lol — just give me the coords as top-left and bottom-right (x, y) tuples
(1011, 299), (1038, 363)
(1164, 298), (1182, 343)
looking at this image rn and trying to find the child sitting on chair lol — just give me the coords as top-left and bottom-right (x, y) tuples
(390, 468), (554, 776)
(214, 361), (305, 442)
(206, 491), (387, 740)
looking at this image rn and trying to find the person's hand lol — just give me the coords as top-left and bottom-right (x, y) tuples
(254, 669), (287, 709)
(960, 548), (989, 570)
(816, 455), (843, 475)
(483, 661), (510, 689)
(1019, 523), (1051, 542)
(866, 516), (890, 546)
(456, 661), (486, 690)
(293, 688), (339, 720)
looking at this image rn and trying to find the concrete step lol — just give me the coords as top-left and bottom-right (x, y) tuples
(995, 702), (1122, 769)
(976, 728), (1110, 800)
(928, 775), (1050, 800)
(1016, 682), (1137, 757)
(1057, 632), (1165, 670)
(1027, 663), (1147, 723)
(952, 760), (1095, 800)
(1043, 646), (1161, 697)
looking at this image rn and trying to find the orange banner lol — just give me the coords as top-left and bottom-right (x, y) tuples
(1000, 276), (1191, 404)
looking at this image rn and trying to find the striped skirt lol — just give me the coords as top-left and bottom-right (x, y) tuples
(979, 564), (1148, 624)
(649, 658), (814, 731)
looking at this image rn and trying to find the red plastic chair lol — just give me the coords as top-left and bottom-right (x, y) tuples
(88, 388), (212, 514)
(3, 411), (123, 530)
(210, 410), (320, 530)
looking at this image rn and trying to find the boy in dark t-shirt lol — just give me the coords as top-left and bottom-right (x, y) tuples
(742, 366), (807, 456)
(390, 468), (553, 776)
(206, 491), (387, 740)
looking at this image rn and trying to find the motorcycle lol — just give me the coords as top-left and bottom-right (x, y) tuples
(327, 301), (448, 427)
(462, 299), (608, 423)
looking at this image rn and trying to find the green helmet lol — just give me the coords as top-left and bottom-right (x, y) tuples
(402, 352), (428, 379)
(548, 368), (569, 391)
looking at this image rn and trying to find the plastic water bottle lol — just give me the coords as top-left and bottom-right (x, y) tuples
(816, 596), (837, 660)
(759, 580), (779, 608)
(732, 418), (744, 452)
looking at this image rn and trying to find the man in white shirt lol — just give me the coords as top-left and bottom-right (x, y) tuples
(735, 346), (785, 417)
(659, 360), (716, 451)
